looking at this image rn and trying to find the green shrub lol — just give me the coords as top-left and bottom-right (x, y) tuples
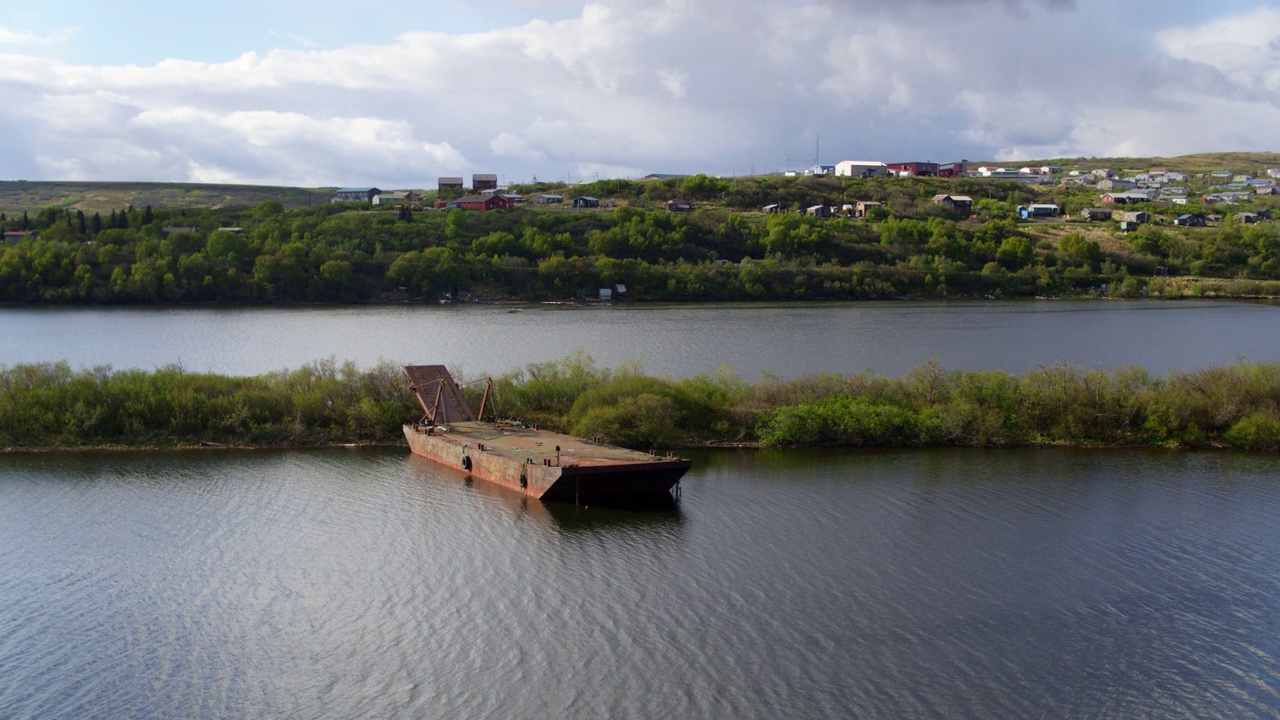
(571, 393), (681, 449)
(758, 395), (932, 447)
(1224, 413), (1280, 451)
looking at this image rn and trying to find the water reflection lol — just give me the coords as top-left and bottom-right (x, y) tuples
(400, 452), (687, 536)
(6, 446), (1280, 718)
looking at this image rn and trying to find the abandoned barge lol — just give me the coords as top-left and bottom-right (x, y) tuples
(402, 365), (692, 501)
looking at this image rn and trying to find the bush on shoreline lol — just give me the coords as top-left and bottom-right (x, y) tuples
(3, 355), (1280, 452)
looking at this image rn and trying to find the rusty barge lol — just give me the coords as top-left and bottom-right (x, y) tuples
(402, 365), (692, 501)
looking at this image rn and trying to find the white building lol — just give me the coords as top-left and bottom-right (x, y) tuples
(835, 160), (893, 178)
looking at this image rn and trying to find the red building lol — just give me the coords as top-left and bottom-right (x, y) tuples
(938, 161), (967, 178)
(451, 194), (514, 211)
(887, 161), (940, 177)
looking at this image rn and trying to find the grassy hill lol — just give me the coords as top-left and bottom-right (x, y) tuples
(987, 151), (1280, 176)
(0, 181), (335, 214)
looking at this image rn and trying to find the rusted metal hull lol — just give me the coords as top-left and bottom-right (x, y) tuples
(402, 422), (691, 501)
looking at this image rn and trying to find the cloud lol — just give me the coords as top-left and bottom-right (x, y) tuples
(0, 27), (74, 45)
(1156, 6), (1280, 99)
(0, 1), (1276, 186)
(491, 132), (547, 162)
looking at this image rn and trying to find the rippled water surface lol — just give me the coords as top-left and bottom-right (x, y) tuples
(2, 299), (1279, 377)
(4, 448), (1280, 718)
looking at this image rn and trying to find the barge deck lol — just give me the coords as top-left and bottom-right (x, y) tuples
(403, 365), (691, 501)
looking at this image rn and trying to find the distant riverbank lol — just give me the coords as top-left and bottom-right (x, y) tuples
(3, 356), (1279, 453)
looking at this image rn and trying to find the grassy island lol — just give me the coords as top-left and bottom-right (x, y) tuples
(4, 355), (1279, 453)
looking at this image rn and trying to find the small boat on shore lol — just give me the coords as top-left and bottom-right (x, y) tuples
(402, 365), (691, 501)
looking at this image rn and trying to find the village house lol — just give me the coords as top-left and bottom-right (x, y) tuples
(472, 174), (499, 192)
(332, 187), (382, 203)
(1097, 179), (1136, 192)
(573, 196), (600, 209)
(373, 191), (417, 206)
(1122, 211), (1150, 224)
(1019, 204), (1060, 218)
(835, 160), (892, 178)
(665, 198), (693, 212)
(762, 203), (781, 214)
(932, 194), (973, 212)
(938, 161), (967, 178)
(531, 193), (564, 205)
(886, 162), (939, 177)
(450, 194), (514, 211)
(977, 167), (1028, 180)
(1101, 189), (1158, 204)
(437, 177), (464, 191)
(1080, 208), (1112, 221)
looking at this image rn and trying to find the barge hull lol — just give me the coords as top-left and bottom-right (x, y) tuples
(403, 422), (690, 501)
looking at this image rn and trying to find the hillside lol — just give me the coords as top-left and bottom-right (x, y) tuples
(0, 181), (334, 214)
(3, 149), (1280, 306)
(987, 151), (1280, 176)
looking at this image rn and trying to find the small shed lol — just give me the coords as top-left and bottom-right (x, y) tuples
(1080, 208), (1111, 221)
(1121, 211), (1149, 224)
(806, 205), (831, 218)
(533, 193), (564, 205)
(762, 203), (781, 214)
(665, 198), (693, 212)
(573, 196), (600, 209)
(855, 201), (883, 218)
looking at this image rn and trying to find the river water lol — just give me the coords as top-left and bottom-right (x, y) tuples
(2, 299), (1279, 378)
(4, 300), (1280, 717)
(3, 447), (1280, 718)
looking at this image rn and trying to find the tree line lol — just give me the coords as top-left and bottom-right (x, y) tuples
(2, 174), (1280, 304)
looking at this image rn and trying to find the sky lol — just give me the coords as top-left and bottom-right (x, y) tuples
(0, 0), (1277, 188)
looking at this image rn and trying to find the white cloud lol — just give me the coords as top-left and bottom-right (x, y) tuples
(0, 27), (74, 45)
(1156, 6), (1280, 98)
(0, 1), (1277, 185)
(656, 68), (687, 99)
(491, 132), (548, 162)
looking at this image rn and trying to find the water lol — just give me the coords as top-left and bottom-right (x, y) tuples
(2, 299), (1279, 378)
(3, 447), (1280, 718)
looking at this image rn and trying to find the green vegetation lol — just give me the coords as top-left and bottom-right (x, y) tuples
(0, 360), (417, 449)
(0, 181), (332, 214)
(6, 355), (1280, 452)
(2, 154), (1280, 304)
